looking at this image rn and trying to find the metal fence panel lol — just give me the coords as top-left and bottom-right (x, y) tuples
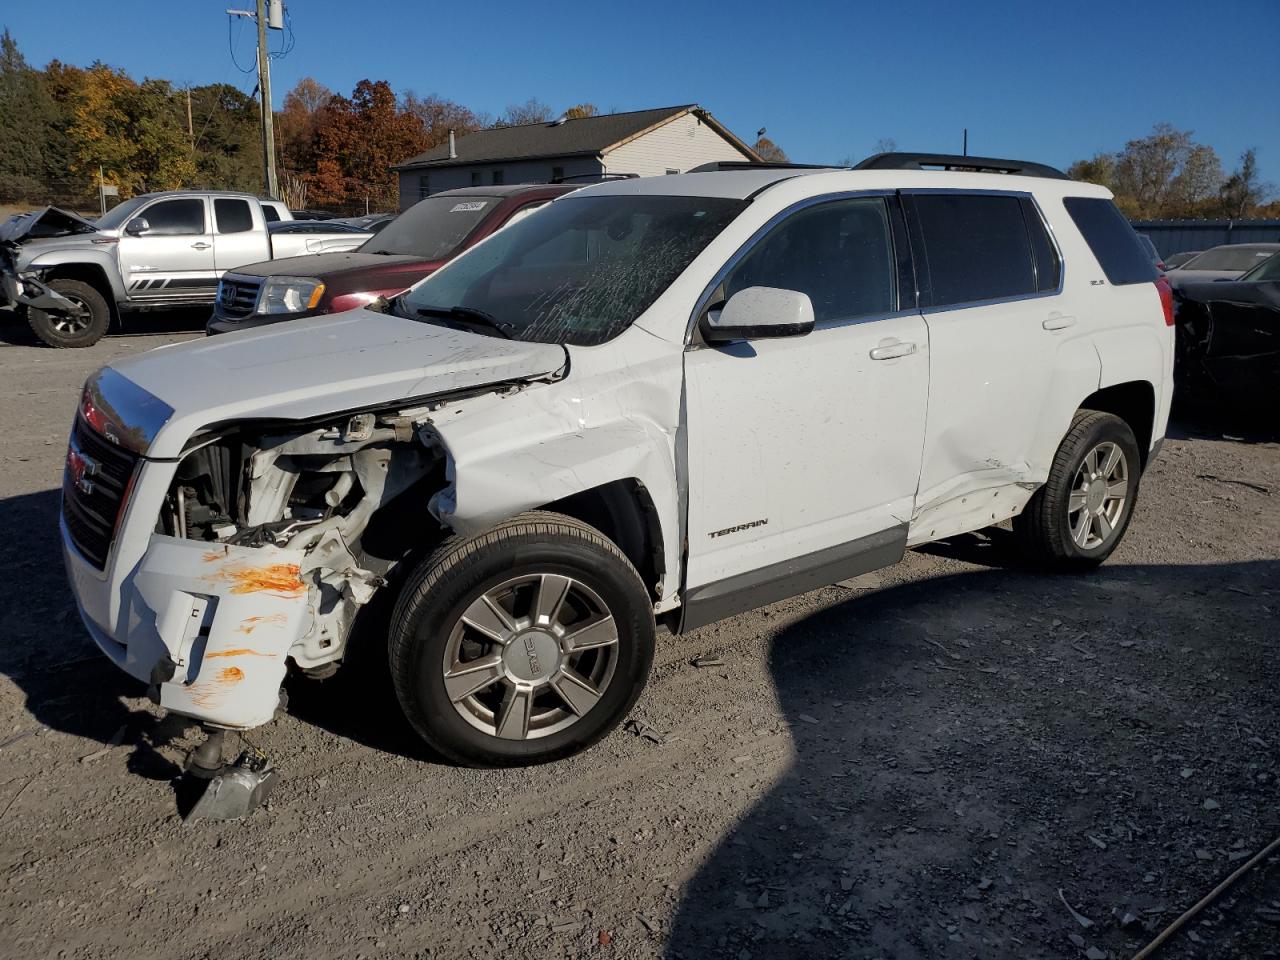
(1130, 220), (1280, 258)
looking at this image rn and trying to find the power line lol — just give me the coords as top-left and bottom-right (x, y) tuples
(227, 15), (257, 73)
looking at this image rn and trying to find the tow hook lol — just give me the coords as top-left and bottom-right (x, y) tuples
(182, 725), (279, 823)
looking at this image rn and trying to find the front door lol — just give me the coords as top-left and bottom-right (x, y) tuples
(682, 195), (929, 627)
(119, 196), (217, 301)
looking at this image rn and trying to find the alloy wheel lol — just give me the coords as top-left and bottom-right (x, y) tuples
(441, 573), (619, 740)
(47, 294), (91, 334)
(1067, 441), (1129, 549)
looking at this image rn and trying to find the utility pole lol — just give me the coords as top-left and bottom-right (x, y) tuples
(228, 2), (282, 198)
(186, 88), (194, 154)
(255, 0), (278, 199)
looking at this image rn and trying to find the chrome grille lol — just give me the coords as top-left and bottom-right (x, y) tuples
(215, 275), (262, 319)
(62, 417), (139, 569)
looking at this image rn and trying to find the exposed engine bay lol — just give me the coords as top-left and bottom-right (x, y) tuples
(161, 407), (448, 675)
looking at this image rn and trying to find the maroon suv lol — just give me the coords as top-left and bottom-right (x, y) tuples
(207, 183), (579, 334)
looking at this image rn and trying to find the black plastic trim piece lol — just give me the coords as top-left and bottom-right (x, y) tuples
(679, 524), (907, 632)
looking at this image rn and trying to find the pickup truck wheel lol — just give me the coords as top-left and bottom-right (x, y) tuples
(26, 279), (111, 348)
(1013, 411), (1141, 571)
(388, 511), (656, 767)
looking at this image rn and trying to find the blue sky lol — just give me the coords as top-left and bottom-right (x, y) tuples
(5, 0), (1280, 183)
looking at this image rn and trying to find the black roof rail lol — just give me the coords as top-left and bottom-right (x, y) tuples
(549, 172), (639, 184)
(853, 152), (1069, 180)
(687, 161), (837, 173)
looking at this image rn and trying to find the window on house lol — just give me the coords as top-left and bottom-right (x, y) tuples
(491, 170), (505, 185)
(418, 174), (431, 200)
(551, 166), (565, 182)
(471, 170), (482, 187)
(666, 168), (680, 175)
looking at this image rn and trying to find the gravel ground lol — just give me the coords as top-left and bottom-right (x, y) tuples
(1, 318), (1277, 960)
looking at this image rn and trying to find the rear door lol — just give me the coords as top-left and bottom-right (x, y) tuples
(119, 196), (218, 300)
(212, 197), (270, 272)
(903, 191), (1083, 540)
(681, 195), (929, 626)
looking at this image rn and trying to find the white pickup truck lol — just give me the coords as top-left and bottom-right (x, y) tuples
(0, 190), (370, 347)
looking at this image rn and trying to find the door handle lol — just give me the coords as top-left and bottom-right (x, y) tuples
(190, 242), (212, 250)
(1042, 312), (1076, 331)
(869, 340), (917, 361)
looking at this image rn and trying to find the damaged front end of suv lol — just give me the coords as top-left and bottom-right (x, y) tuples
(155, 406), (449, 715)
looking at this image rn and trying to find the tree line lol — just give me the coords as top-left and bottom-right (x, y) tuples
(4, 28), (1271, 220)
(1067, 123), (1275, 219)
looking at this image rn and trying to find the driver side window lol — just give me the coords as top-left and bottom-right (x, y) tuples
(725, 197), (896, 323)
(139, 198), (206, 236)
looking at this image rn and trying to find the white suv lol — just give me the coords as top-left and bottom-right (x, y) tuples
(61, 153), (1174, 769)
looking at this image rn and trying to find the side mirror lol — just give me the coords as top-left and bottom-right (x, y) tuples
(125, 217), (150, 236)
(702, 286), (815, 343)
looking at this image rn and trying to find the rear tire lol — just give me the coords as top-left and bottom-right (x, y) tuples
(26, 279), (111, 348)
(1013, 411), (1141, 571)
(388, 511), (656, 767)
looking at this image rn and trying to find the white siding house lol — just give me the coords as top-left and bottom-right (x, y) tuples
(604, 111), (750, 177)
(394, 105), (758, 211)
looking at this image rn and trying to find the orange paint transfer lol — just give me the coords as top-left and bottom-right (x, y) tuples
(204, 563), (306, 598)
(234, 613), (289, 635)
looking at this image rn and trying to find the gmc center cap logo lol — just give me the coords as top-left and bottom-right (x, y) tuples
(66, 443), (99, 495)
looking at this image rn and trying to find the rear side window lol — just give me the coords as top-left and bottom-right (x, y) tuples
(261, 204), (281, 223)
(214, 198), (253, 234)
(1063, 197), (1157, 285)
(140, 198), (205, 236)
(912, 194), (1036, 306)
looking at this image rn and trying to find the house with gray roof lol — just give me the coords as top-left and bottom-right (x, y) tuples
(392, 104), (759, 210)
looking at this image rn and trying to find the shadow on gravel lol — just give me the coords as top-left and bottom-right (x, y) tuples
(666, 559), (1280, 960)
(282, 588), (436, 763)
(0, 488), (190, 781)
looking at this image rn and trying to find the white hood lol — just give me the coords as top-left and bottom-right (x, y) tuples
(108, 309), (567, 458)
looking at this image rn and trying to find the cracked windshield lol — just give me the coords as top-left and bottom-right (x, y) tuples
(400, 194), (746, 345)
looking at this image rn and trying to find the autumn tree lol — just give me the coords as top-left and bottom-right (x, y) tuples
(1071, 124), (1224, 218)
(498, 98), (554, 126)
(1218, 148), (1273, 218)
(279, 76), (333, 175)
(563, 103), (598, 120)
(400, 91), (481, 149)
(752, 134), (788, 163)
(307, 79), (428, 210)
(1066, 152), (1117, 191)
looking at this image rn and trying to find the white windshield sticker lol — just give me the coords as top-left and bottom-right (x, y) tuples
(450, 201), (487, 212)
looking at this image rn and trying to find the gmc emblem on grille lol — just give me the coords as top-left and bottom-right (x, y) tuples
(218, 282), (235, 306)
(66, 445), (99, 496)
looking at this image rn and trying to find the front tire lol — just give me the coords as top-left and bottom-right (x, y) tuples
(1013, 411), (1142, 571)
(26, 279), (111, 348)
(388, 511), (656, 767)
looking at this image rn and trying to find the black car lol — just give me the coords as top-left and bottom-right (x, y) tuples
(1174, 251), (1280, 413)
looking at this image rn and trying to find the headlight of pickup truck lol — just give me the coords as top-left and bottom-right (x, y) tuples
(257, 276), (325, 315)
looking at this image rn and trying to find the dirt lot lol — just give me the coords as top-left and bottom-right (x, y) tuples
(1, 317), (1277, 960)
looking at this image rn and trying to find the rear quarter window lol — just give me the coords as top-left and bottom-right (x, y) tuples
(1063, 197), (1157, 285)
